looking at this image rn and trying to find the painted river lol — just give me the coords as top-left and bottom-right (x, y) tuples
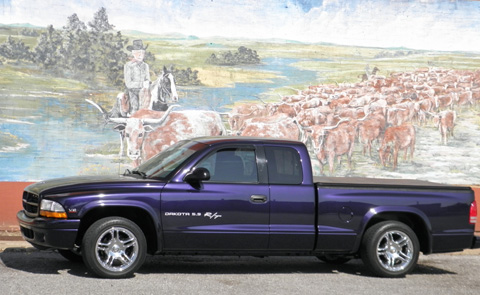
(0, 57), (321, 181)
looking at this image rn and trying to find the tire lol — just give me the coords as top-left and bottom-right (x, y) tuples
(57, 249), (83, 263)
(317, 254), (351, 265)
(82, 217), (147, 278)
(361, 221), (419, 278)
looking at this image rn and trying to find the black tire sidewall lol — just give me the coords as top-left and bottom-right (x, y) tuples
(82, 217), (147, 278)
(361, 221), (420, 278)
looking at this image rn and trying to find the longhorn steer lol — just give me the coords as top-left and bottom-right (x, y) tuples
(233, 113), (290, 135)
(311, 118), (355, 175)
(378, 124), (416, 170)
(432, 110), (456, 145)
(295, 108), (329, 127)
(111, 107), (225, 166)
(240, 117), (303, 142)
(358, 112), (386, 157)
(228, 104), (267, 133)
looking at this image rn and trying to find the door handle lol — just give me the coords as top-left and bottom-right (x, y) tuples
(250, 194), (268, 203)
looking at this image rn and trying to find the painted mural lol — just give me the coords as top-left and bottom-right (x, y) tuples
(1, 0), (480, 185)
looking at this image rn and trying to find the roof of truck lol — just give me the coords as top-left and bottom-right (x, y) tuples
(191, 136), (303, 145)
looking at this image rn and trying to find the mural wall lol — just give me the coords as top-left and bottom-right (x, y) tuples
(1, 0), (480, 185)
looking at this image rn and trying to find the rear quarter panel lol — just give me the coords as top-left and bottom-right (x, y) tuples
(315, 183), (474, 254)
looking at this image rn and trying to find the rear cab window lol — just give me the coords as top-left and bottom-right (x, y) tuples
(264, 146), (303, 185)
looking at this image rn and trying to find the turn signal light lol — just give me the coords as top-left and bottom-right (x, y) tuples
(40, 210), (67, 219)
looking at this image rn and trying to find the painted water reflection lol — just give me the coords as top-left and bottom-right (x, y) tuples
(0, 57), (320, 181)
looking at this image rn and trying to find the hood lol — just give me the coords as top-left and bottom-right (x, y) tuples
(25, 175), (154, 196)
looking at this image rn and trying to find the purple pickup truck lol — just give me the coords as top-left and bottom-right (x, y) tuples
(17, 136), (479, 278)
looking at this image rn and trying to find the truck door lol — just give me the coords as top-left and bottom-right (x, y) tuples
(264, 146), (316, 251)
(161, 146), (270, 251)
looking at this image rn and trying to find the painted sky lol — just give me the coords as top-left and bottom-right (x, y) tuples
(1, 0), (480, 52)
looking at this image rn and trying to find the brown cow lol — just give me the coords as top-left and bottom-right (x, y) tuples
(311, 119), (355, 175)
(295, 108), (328, 127)
(240, 118), (303, 142)
(228, 103), (267, 132)
(432, 110), (456, 145)
(378, 124), (416, 170)
(111, 107), (225, 166)
(267, 102), (298, 117)
(357, 112), (386, 157)
(434, 93), (454, 110)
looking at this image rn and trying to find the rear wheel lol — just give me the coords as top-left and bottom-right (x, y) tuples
(82, 217), (147, 278)
(361, 221), (419, 278)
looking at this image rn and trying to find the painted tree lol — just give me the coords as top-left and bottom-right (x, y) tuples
(60, 13), (95, 79)
(0, 36), (33, 62)
(34, 25), (63, 69)
(88, 7), (114, 34)
(97, 31), (129, 87)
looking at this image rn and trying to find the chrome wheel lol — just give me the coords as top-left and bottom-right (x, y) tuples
(375, 230), (414, 272)
(83, 217), (146, 278)
(95, 227), (139, 272)
(361, 221), (419, 278)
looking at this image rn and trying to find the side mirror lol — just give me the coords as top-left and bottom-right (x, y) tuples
(184, 167), (210, 189)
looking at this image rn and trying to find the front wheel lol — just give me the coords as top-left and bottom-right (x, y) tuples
(361, 221), (419, 278)
(82, 217), (147, 278)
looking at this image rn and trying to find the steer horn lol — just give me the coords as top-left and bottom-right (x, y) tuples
(85, 98), (109, 120)
(323, 118), (350, 130)
(108, 117), (129, 124)
(142, 104), (180, 125)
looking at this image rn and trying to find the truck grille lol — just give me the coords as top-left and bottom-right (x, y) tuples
(23, 191), (39, 217)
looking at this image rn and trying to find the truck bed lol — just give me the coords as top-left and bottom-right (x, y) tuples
(314, 176), (472, 191)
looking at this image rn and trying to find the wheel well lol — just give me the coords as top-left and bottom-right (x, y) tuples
(76, 207), (158, 254)
(364, 213), (431, 254)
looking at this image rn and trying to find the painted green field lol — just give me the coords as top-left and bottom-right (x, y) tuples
(2, 26), (480, 94)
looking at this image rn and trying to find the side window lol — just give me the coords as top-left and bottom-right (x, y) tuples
(265, 146), (303, 185)
(197, 147), (258, 183)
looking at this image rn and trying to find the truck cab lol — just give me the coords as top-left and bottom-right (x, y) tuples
(160, 137), (316, 252)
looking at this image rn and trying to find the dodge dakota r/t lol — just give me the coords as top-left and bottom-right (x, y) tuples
(17, 136), (479, 278)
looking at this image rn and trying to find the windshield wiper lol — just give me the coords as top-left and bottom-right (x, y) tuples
(124, 169), (147, 179)
(132, 170), (147, 178)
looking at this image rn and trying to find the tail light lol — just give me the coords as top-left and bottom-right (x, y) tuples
(470, 201), (477, 225)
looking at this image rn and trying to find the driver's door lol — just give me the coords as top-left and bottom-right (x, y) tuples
(161, 146), (270, 251)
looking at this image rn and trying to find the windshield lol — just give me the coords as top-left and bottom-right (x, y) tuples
(133, 140), (207, 179)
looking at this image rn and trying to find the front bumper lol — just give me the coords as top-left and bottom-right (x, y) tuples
(473, 235), (480, 249)
(17, 210), (80, 250)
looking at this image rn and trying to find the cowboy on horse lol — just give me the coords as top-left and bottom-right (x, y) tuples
(124, 39), (151, 115)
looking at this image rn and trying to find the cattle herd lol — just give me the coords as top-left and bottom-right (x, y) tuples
(225, 67), (479, 174)
(92, 67), (480, 175)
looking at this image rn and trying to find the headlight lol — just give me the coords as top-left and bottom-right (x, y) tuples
(40, 199), (67, 218)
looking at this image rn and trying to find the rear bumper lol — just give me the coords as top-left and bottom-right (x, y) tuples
(472, 235), (480, 249)
(17, 210), (80, 250)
